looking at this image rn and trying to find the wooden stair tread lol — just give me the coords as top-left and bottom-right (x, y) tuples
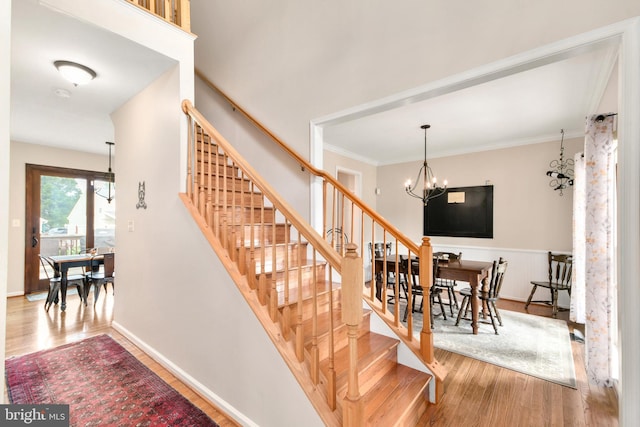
(319, 332), (399, 393)
(242, 241), (307, 250)
(363, 364), (431, 427)
(256, 258), (322, 274)
(192, 150), (435, 425)
(301, 307), (371, 346)
(274, 279), (339, 307)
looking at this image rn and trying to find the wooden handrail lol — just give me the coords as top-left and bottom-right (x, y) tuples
(193, 72), (447, 400)
(182, 100), (342, 271)
(195, 69), (419, 256)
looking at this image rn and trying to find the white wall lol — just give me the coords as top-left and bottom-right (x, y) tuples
(1, 0), (11, 404)
(323, 149), (378, 210)
(6, 142), (107, 296)
(193, 76), (310, 219)
(378, 138), (582, 250)
(190, 8), (640, 425)
(112, 66), (322, 427)
(377, 138), (582, 306)
(191, 0), (640, 179)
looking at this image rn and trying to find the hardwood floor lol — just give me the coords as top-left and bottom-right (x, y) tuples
(418, 298), (619, 426)
(3, 292), (239, 427)
(4, 292), (618, 426)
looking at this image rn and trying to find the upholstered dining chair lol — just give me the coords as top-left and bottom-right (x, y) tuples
(39, 254), (87, 311)
(432, 251), (462, 315)
(525, 252), (572, 318)
(85, 252), (115, 304)
(455, 257), (508, 334)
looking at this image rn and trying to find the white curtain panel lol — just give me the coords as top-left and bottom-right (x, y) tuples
(570, 152), (585, 324)
(583, 113), (616, 387)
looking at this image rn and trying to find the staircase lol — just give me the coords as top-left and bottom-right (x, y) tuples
(180, 100), (445, 426)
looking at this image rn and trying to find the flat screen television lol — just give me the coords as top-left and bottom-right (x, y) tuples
(423, 185), (493, 238)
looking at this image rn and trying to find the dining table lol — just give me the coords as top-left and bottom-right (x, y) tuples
(374, 255), (493, 334)
(49, 253), (105, 311)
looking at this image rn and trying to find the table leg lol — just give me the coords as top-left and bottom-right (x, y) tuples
(61, 270), (68, 312)
(374, 260), (382, 302)
(470, 275), (479, 335)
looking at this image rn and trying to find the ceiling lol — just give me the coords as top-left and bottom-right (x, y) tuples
(10, 1), (618, 163)
(323, 42), (619, 165)
(10, 0), (176, 155)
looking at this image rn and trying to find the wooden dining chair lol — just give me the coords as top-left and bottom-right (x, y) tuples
(455, 257), (508, 334)
(85, 252), (115, 304)
(384, 255), (408, 305)
(432, 251), (462, 315)
(525, 252), (572, 317)
(402, 256), (447, 326)
(39, 254), (87, 311)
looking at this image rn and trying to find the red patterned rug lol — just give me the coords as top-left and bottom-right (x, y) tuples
(5, 334), (220, 426)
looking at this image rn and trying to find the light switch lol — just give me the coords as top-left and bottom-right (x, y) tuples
(12, 219), (20, 227)
(128, 220), (134, 232)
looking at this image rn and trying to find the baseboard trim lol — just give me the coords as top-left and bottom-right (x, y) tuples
(111, 321), (257, 427)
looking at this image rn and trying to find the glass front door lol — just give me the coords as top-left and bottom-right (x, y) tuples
(25, 164), (115, 293)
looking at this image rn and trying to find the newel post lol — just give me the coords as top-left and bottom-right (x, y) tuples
(342, 243), (364, 427)
(419, 237), (435, 363)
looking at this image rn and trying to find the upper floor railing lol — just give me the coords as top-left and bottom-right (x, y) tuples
(125, 0), (191, 32)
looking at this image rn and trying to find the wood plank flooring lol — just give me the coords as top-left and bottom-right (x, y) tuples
(3, 292), (239, 427)
(418, 299), (619, 426)
(4, 292), (618, 426)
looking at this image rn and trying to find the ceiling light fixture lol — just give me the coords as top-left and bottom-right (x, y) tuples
(95, 141), (115, 204)
(404, 124), (447, 205)
(54, 60), (96, 86)
(546, 129), (574, 196)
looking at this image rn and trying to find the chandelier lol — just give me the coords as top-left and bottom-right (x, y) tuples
(546, 129), (573, 196)
(404, 124), (447, 205)
(95, 141), (115, 204)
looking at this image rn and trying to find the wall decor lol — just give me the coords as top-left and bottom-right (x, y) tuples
(136, 181), (147, 209)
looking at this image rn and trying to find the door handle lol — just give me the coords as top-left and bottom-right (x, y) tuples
(32, 235), (38, 248)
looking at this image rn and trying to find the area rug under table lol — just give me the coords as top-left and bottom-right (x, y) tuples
(429, 309), (578, 388)
(5, 334), (220, 426)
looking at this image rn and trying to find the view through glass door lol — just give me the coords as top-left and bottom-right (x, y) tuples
(25, 164), (115, 294)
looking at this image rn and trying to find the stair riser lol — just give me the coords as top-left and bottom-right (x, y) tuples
(250, 243), (309, 271)
(195, 163), (238, 177)
(266, 263), (326, 285)
(290, 288), (342, 324)
(195, 174), (253, 192)
(353, 349), (398, 397)
(311, 314), (371, 361)
(192, 187), (261, 204)
(251, 249), (311, 274)
(196, 149), (229, 166)
(210, 191), (266, 208)
(231, 224), (291, 246)
(221, 206), (275, 224)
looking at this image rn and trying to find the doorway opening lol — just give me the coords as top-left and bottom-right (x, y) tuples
(25, 164), (115, 294)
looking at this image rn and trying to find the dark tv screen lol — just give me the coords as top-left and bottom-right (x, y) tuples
(423, 185), (493, 238)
